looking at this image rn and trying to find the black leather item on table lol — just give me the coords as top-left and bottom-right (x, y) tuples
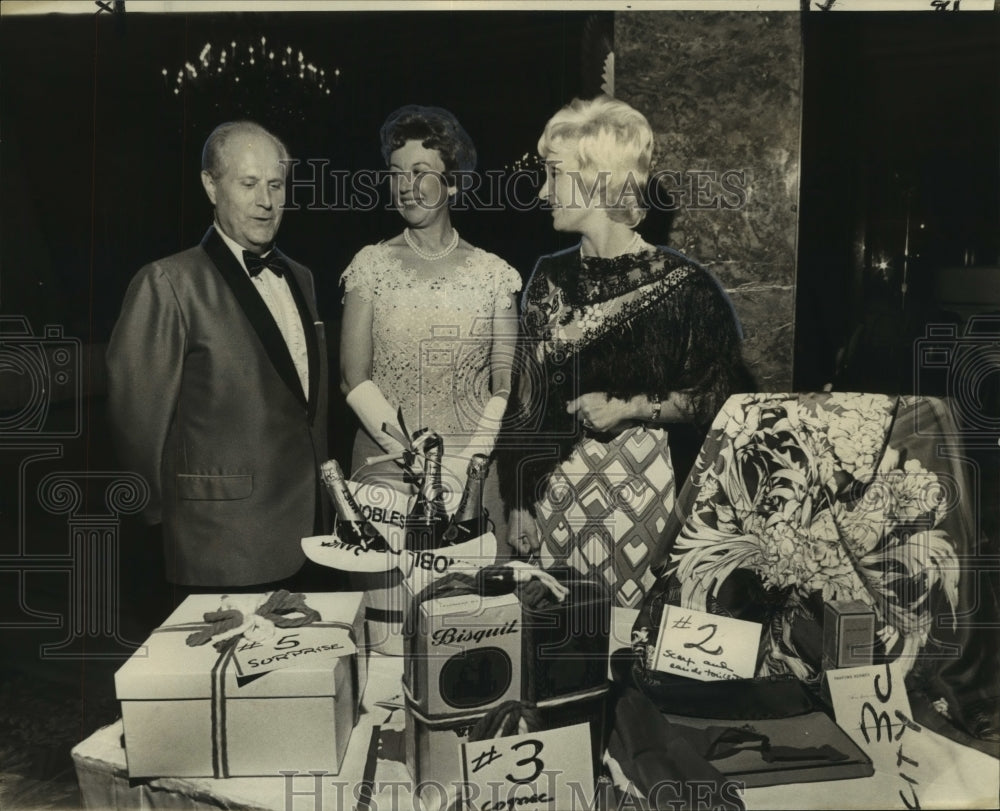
(520, 567), (611, 703)
(608, 682), (873, 806)
(608, 686), (746, 811)
(612, 647), (817, 720)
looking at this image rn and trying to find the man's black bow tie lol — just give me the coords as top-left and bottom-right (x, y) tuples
(243, 250), (287, 278)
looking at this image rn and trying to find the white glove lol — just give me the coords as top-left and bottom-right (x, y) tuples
(345, 380), (405, 457)
(462, 394), (508, 458)
(440, 395), (509, 503)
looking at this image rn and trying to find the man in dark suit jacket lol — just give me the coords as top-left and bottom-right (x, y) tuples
(106, 120), (330, 589)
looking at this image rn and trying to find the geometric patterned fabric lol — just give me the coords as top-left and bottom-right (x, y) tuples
(535, 425), (674, 608)
(655, 392), (970, 683)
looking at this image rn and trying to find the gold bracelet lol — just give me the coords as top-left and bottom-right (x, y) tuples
(650, 396), (662, 423)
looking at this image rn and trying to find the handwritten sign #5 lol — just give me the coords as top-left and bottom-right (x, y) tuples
(652, 606), (762, 682)
(233, 627), (356, 678)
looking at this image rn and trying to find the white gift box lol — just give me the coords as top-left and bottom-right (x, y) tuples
(114, 591), (368, 778)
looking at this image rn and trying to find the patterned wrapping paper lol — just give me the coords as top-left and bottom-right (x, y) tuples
(633, 393), (974, 694)
(535, 426), (676, 610)
(402, 566), (612, 713)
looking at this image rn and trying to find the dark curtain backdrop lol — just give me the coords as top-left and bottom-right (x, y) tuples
(1, 11), (604, 343)
(1, 10), (608, 471)
(795, 11), (1000, 393)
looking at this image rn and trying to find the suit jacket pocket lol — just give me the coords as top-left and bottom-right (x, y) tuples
(176, 473), (253, 500)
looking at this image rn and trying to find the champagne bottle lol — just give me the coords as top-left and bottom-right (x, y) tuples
(320, 459), (390, 553)
(418, 434), (448, 522)
(405, 434), (449, 552)
(442, 453), (492, 544)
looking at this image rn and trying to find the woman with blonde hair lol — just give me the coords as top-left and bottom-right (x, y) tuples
(497, 95), (753, 607)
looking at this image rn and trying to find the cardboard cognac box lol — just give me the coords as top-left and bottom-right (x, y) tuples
(404, 587), (524, 716)
(402, 573), (611, 799)
(403, 682), (486, 801)
(822, 599), (876, 671)
(114, 591), (368, 779)
(403, 569), (612, 714)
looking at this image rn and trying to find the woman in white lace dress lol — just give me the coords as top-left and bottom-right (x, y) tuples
(339, 106), (521, 648)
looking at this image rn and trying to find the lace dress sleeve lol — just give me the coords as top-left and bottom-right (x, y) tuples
(492, 259), (523, 308)
(339, 244), (381, 303)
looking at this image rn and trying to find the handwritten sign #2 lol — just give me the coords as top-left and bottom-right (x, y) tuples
(652, 606), (762, 682)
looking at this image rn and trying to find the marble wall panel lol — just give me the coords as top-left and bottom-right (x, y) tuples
(616, 11), (802, 390)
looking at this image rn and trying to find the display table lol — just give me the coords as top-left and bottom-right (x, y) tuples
(72, 610), (999, 810)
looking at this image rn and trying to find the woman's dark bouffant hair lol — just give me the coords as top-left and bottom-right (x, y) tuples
(379, 105), (477, 183)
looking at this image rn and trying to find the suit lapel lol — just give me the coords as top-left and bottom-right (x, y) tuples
(201, 227), (309, 411)
(279, 250), (322, 424)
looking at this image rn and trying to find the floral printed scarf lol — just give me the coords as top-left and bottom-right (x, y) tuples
(635, 392), (966, 683)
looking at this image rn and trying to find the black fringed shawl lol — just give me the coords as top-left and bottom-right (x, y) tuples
(496, 244), (754, 513)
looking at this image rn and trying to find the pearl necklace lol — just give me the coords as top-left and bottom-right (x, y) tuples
(404, 228), (459, 261)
